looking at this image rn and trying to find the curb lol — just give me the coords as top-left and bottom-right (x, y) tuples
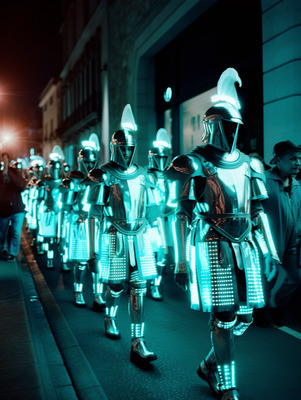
(21, 230), (108, 400)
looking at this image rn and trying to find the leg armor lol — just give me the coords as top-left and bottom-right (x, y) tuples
(46, 238), (55, 269)
(150, 260), (165, 301)
(60, 239), (71, 272)
(35, 232), (45, 255)
(129, 280), (157, 364)
(104, 284), (123, 339)
(91, 272), (106, 312)
(210, 312), (237, 393)
(74, 262), (87, 307)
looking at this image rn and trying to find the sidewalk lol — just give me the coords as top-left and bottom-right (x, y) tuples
(0, 229), (107, 400)
(0, 255), (45, 399)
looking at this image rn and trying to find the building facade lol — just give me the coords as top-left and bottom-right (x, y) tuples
(39, 78), (63, 162)
(39, 0), (301, 168)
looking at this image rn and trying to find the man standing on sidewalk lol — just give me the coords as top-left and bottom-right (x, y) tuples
(253, 140), (301, 327)
(0, 152), (27, 262)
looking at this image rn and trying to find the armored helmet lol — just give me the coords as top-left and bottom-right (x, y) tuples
(63, 162), (71, 178)
(110, 129), (136, 169)
(202, 68), (243, 153)
(78, 147), (98, 175)
(32, 163), (44, 179)
(47, 159), (62, 180)
(148, 128), (171, 172)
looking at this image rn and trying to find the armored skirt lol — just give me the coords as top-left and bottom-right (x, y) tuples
(189, 229), (265, 313)
(97, 223), (158, 284)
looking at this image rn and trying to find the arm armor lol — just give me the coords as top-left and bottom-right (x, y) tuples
(250, 157), (268, 200)
(253, 211), (280, 263)
(172, 212), (190, 271)
(167, 154), (199, 272)
(166, 154), (203, 204)
(87, 168), (108, 206)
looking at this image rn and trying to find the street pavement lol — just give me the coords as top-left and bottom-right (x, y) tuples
(1, 227), (301, 399)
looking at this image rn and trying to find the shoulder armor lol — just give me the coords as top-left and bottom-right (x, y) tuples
(166, 154), (202, 179)
(249, 157), (268, 200)
(69, 170), (85, 180)
(36, 179), (44, 187)
(61, 178), (72, 189)
(166, 154), (204, 203)
(250, 157), (265, 175)
(88, 168), (105, 183)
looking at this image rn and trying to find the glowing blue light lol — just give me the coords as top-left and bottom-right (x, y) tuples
(211, 68), (242, 109)
(211, 94), (241, 109)
(121, 104), (137, 132)
(49, 152), (62, 161)
(153, 140), (171, 148)
(163, 87), (172, 102)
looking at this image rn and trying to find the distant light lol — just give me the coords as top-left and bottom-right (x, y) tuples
(30, 148), (35, 155)
(163, 87), (172, 103)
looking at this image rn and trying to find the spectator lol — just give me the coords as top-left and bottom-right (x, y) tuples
(0, 152), (27, 262)
(253, 140), (301, 327)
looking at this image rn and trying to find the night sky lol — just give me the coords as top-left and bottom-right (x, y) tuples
(0, 0), (61, 131)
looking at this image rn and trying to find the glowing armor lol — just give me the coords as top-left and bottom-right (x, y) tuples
(87, 104), (159, 364)
(167, 69), (279, 399)
(147, 128), (174, 300)
(67, 146), (106, 311)
(57, 170), (84, 272)
(36, 159), (62, 269)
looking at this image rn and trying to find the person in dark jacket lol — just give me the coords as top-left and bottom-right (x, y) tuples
(253, 140), (301, 326)
(0, 152), (27, 262)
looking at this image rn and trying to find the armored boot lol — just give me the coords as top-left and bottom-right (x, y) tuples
(47, 244), (54, 269)
(197, 347), (221, 397)
(61, 245), (71, 272)
(150, 257), (165, 301)
(104, 286), (123, 339)
(211, 315), (238, 397)
(36, 234), (45, 255)
(129, 287), (157, 364)
(150, 274), (163, 301)
(74, 262), (87, 307)
(91, 272), (106, 312)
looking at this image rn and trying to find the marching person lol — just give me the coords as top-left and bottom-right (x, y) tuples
(87, 105), (160, 365)
(167, 69), (279, 400)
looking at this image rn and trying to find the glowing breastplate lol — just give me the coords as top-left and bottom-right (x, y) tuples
(196, 162), (251, 242)
(104, 174), (147, 234)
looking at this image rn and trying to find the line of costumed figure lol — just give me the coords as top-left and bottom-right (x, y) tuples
(22, 68), (280, 400)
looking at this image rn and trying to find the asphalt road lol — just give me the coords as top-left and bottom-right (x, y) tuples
(26, 238), (301, 400)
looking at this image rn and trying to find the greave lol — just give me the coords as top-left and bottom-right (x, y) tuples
(129, 287), (146, 338)
(211, 318), (236, 392)
(129, 287), (157, 363)
(74, 262), (87, 291)
(104, 286), (123, 339)
(150, 265), (163, 300)
(74, 262), (87, 306)
(91, 272), (105, 311)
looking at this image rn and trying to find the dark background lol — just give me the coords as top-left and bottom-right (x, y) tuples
(0, 0), (61, 130)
